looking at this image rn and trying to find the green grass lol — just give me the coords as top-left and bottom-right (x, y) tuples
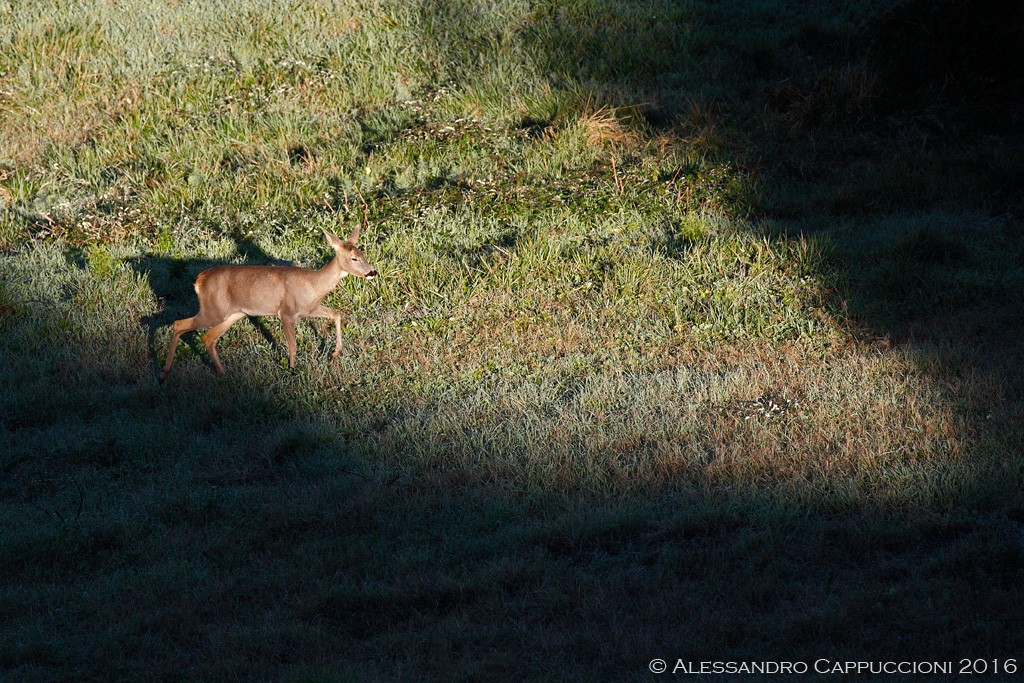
(3, 0), (1024, 679)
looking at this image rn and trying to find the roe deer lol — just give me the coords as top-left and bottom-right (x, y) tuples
(160, 226), (376, 381)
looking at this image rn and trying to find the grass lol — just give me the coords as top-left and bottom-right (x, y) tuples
(2, 0), (1023, 679)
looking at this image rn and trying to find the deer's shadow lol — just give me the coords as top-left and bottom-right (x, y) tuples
(128, 237), (296, 376)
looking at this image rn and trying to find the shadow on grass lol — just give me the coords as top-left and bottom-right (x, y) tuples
(2, 249), (1023, 680)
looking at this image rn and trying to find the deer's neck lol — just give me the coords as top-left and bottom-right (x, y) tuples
(313, 253), (348, 294)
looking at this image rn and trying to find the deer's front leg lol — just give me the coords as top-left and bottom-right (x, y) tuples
(282, 314), (298, 368)
(311, 305), (344, 358)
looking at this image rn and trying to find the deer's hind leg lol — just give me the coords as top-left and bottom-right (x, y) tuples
(161, 310), (221, 382)
(202, 312), (246, 376)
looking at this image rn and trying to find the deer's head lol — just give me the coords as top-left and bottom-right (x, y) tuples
(324, 226), (377, 279)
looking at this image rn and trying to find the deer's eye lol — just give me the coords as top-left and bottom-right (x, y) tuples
(351, 257), (359, 262)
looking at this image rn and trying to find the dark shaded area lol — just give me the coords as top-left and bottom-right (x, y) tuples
(759, 1), (1024, 348)
(2, 298), (1022, 678)
(767, 0), (1024, 216)
(866, 0), (1024, 133)
(518, 116), (557, 141)
(287, 144), (315, 166)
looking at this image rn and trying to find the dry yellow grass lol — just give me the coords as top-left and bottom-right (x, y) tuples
(577, 105), (640, 149)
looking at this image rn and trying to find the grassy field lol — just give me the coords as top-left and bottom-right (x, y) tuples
(2, 0), (1023, 680)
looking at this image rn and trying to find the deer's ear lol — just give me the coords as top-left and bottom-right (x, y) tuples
(348, 223), (360, 245)
(322, 229), (343, 248)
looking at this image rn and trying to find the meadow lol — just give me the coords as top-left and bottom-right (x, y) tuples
(2, 0), (1023, 679)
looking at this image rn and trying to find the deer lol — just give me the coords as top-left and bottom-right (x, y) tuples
(160, 226), (376, 381)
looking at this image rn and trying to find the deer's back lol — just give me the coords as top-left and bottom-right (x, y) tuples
(195, 264), (324, 317)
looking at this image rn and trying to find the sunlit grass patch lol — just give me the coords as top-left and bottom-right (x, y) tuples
(0, 234), (962, 509)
